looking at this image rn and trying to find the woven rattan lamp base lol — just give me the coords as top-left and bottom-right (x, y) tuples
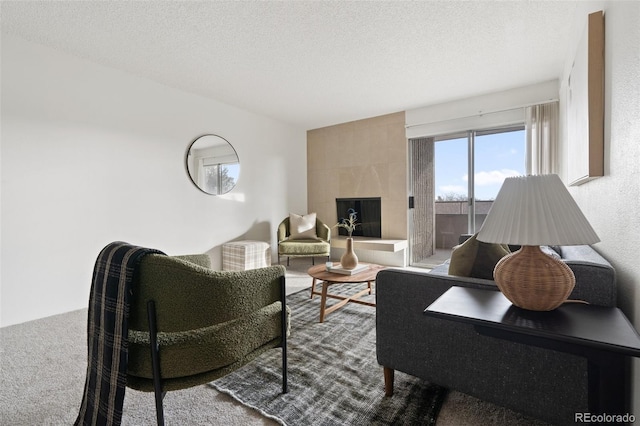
(493, 246), (576, 311)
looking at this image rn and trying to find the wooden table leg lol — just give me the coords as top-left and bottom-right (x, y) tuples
(319, 285), (375, 322)
(319, 281), (329, 323)
(310, 277), (317, 299)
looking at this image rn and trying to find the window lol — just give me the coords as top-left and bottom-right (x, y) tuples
(434, 125), (525, 240)
(201, 162), (240, 195)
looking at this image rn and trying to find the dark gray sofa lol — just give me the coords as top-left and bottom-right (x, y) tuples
(376, 245), (616, 425)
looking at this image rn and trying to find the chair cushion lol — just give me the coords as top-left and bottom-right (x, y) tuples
(448, 233), (510, 280)
(278, 239), (330, 256)
(289, 212), (318, 240)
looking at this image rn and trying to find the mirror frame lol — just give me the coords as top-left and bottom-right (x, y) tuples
(185, 134), (240, 195)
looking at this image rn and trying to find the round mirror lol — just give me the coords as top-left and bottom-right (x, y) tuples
(186, 134), (240, 195)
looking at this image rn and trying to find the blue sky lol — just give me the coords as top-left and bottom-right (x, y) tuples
(435, 130), (525, 201)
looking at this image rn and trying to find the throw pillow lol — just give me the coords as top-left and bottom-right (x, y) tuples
(448, 233), (510, 280)
(289, 213), (318, 240)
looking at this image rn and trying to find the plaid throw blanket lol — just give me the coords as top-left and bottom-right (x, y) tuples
(75, 242), (164, 426)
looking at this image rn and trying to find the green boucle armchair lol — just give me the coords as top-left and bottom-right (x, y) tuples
(277, 217), (331, 266)
(127, 254), (288, 424)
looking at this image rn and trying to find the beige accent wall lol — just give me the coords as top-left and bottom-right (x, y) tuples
(307, 111), (408, 239)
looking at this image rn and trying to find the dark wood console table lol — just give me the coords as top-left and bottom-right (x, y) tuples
(424, 287), (640, 419)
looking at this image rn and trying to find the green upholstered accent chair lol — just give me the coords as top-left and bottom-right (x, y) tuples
(127, 254), (288, 425)
(277, 217), (331, 266)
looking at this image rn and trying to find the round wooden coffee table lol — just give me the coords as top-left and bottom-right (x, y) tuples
(307, 263), (385, 322)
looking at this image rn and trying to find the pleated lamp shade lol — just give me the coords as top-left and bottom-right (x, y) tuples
(477, 174), (600, 246)
(476, 174), (600, 311)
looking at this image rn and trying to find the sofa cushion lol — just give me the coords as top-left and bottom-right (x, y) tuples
(289, 212), (318, 240)
(540, 245), (561, 259)
(448, 233), (510, 280)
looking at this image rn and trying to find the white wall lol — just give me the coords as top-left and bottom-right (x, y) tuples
(1, 35), (307, 327)
(558, 0), (640, 415)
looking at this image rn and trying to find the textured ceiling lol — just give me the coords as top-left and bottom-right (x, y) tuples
(1, 1), (582, 130)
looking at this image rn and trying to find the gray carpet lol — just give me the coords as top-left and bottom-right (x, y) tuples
(211, 284), (447, 425)
(0, 258), (549, 425)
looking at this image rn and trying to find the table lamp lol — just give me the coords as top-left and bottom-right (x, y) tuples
(476, 174), (600, 311)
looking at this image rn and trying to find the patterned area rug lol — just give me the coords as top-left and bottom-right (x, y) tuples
(210, 283), (448, 425)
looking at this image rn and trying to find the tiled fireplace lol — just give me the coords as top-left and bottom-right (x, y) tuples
(307, 112), (409, 266)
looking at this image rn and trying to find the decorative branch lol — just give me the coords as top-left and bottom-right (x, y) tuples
(334, 209), (360, 238)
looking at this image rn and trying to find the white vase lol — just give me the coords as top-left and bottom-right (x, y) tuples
(341, 237), (359, 270)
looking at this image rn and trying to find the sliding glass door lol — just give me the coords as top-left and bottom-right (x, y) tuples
(409, 126), (524, 267)
(434, 134), (469, 250)
(473, 128), (525, 233)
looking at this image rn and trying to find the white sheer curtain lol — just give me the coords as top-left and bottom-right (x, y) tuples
(525, 101), (559, 175)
